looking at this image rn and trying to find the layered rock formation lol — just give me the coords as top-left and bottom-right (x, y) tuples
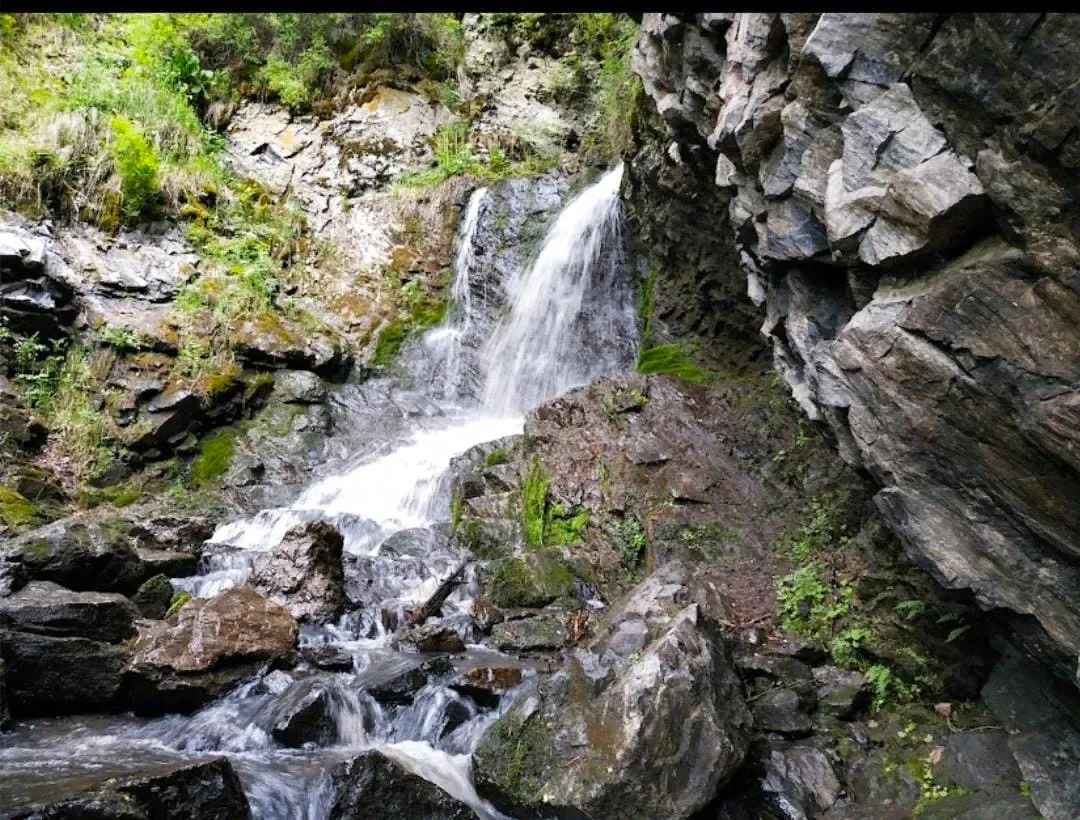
(629, 13), (1080, 692)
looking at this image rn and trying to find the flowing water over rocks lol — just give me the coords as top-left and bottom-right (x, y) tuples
(0, 165), (637, 819)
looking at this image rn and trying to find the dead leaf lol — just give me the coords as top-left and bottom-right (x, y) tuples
(929, 746), (944, 766)
(935, 702), (953, 720)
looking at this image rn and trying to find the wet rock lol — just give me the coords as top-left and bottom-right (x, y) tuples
(130, 574), (175, 620)
(365, 656), (453, 705)
(938, 729), (1025, 794)
(761, 745), (841, 818)
(124, 586), (298, 715)
(301, 643), (354, 672)
(451, 664), (524, 709)
(3, 757), (250, 819)
(0, 581), (138, 643)
(393, 624), (465, 654)
(15, 518), (145, 594)
(135, 548), (197, 580)
(474, 565), (752, 819)
(0, 630), (127, 716)
(128, 514), (214, 556)
(0, 654), (10, 730)
(470, 597), (504, 633)
(328, 750), (474, 820)
(753, 688), (814, 737)
(490, 613), (569, 652)
(270, 678), (338, 747)
(249, 520), (345, 623)
(813, 666), (867, 720)
(273, 370), (327, 404)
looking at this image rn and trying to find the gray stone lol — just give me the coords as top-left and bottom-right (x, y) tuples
(490, 614), (569, 652)
(0, 581), (138, 643)
(761, 745), (841, 818)
(249, 520), (345, 623)
(328, 750), (474, 820)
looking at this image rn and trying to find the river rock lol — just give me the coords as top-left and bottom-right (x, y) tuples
(301, 642), (354, 672)
(130, 574), (175, 620)
(270, 678), (338, 747)
(451, 664), (523, 709)
(249, 520), (345, 623)
(15, 518), (145, 594)
(274, 369), (328, 404)
(327, 750), (475, 820)
(124, 585), (298, 715)
(394, 623), (466, 654)
(135, 547), (197, 580)
(0, 581), (138, 643)
(473, 564), (752, 819)
(363, 656), (453, 705)
(0, 654), (10, 729)
(2, 757), (250, 819)
(0, 630), (127, 717)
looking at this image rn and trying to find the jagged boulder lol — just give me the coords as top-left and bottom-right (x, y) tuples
(473, 564), (752, 819)
(124, 585), (298, 715)
(327, 750), (476, 820)
(249, 520), (345, 623)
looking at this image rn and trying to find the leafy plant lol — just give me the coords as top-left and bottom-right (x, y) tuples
(616, 512), (646, 568)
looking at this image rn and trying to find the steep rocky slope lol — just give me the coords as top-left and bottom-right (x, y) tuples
(629, 12), (1080, 692)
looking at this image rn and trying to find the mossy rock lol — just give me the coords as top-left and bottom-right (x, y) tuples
(473, 696), (555, 811)
(131, 573), (175, 620)
(457, 516), (515, 561)
(486, 553), (576, 609)
(0, 486), (41, 529)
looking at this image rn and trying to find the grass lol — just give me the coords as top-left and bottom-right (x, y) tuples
(394, 120), (560, 190)
(521, 456), (550, 549)
(636, 342), (710, 383)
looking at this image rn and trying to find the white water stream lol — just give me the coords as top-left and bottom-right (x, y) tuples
(0, 165), (637, 819)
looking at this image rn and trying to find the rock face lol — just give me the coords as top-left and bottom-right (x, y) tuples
(124, 585), (298, 715)
(327, 750), (476, 820)
(0, 581), (138, 643)
(249, 520), (345, 623)
(14, 518), (147, 594)
(473, 564), (752, 819)
(629, 13), (1080, 688)
(2, 757), (250, 819)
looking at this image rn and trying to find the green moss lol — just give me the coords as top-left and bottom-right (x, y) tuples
(449, 494), (464, 533)
(483, 448), (510, 467)
(371, 319), (409, 367)
(0, 485), (40, 528)
(474, 704), (553, 807)
(545, 503), (588, 547)
(487, 555), (575, 609)
(521, 456), (549, 549)
(616, 512), (646, 568)
(165, 590), (192, 618)
(636, 342), (709, 383)
(79, 483), (143, 508)
(189, 429), (235, 487)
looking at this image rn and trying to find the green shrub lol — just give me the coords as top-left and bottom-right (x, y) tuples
(776, 563), (853, 640)
(109, 115), (160, 219)
(617, 512), (646, 567)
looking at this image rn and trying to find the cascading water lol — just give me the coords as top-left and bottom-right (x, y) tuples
(0, 165), (638, 819)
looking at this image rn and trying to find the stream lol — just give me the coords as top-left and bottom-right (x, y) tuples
(0, 164), (638, 819)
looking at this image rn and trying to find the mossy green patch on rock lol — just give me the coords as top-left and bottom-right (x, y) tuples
(0, 485), (40, 528)
(487, 553), (576, 609)
(189, 429), (235, 487)
(474, 697), (555, 810)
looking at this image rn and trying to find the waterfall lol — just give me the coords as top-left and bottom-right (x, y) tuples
(5, 165), (637, 820)
(479, 165), (633, 415)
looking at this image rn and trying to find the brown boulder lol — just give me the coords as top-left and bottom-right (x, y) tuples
(124, 585), (298, 715)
